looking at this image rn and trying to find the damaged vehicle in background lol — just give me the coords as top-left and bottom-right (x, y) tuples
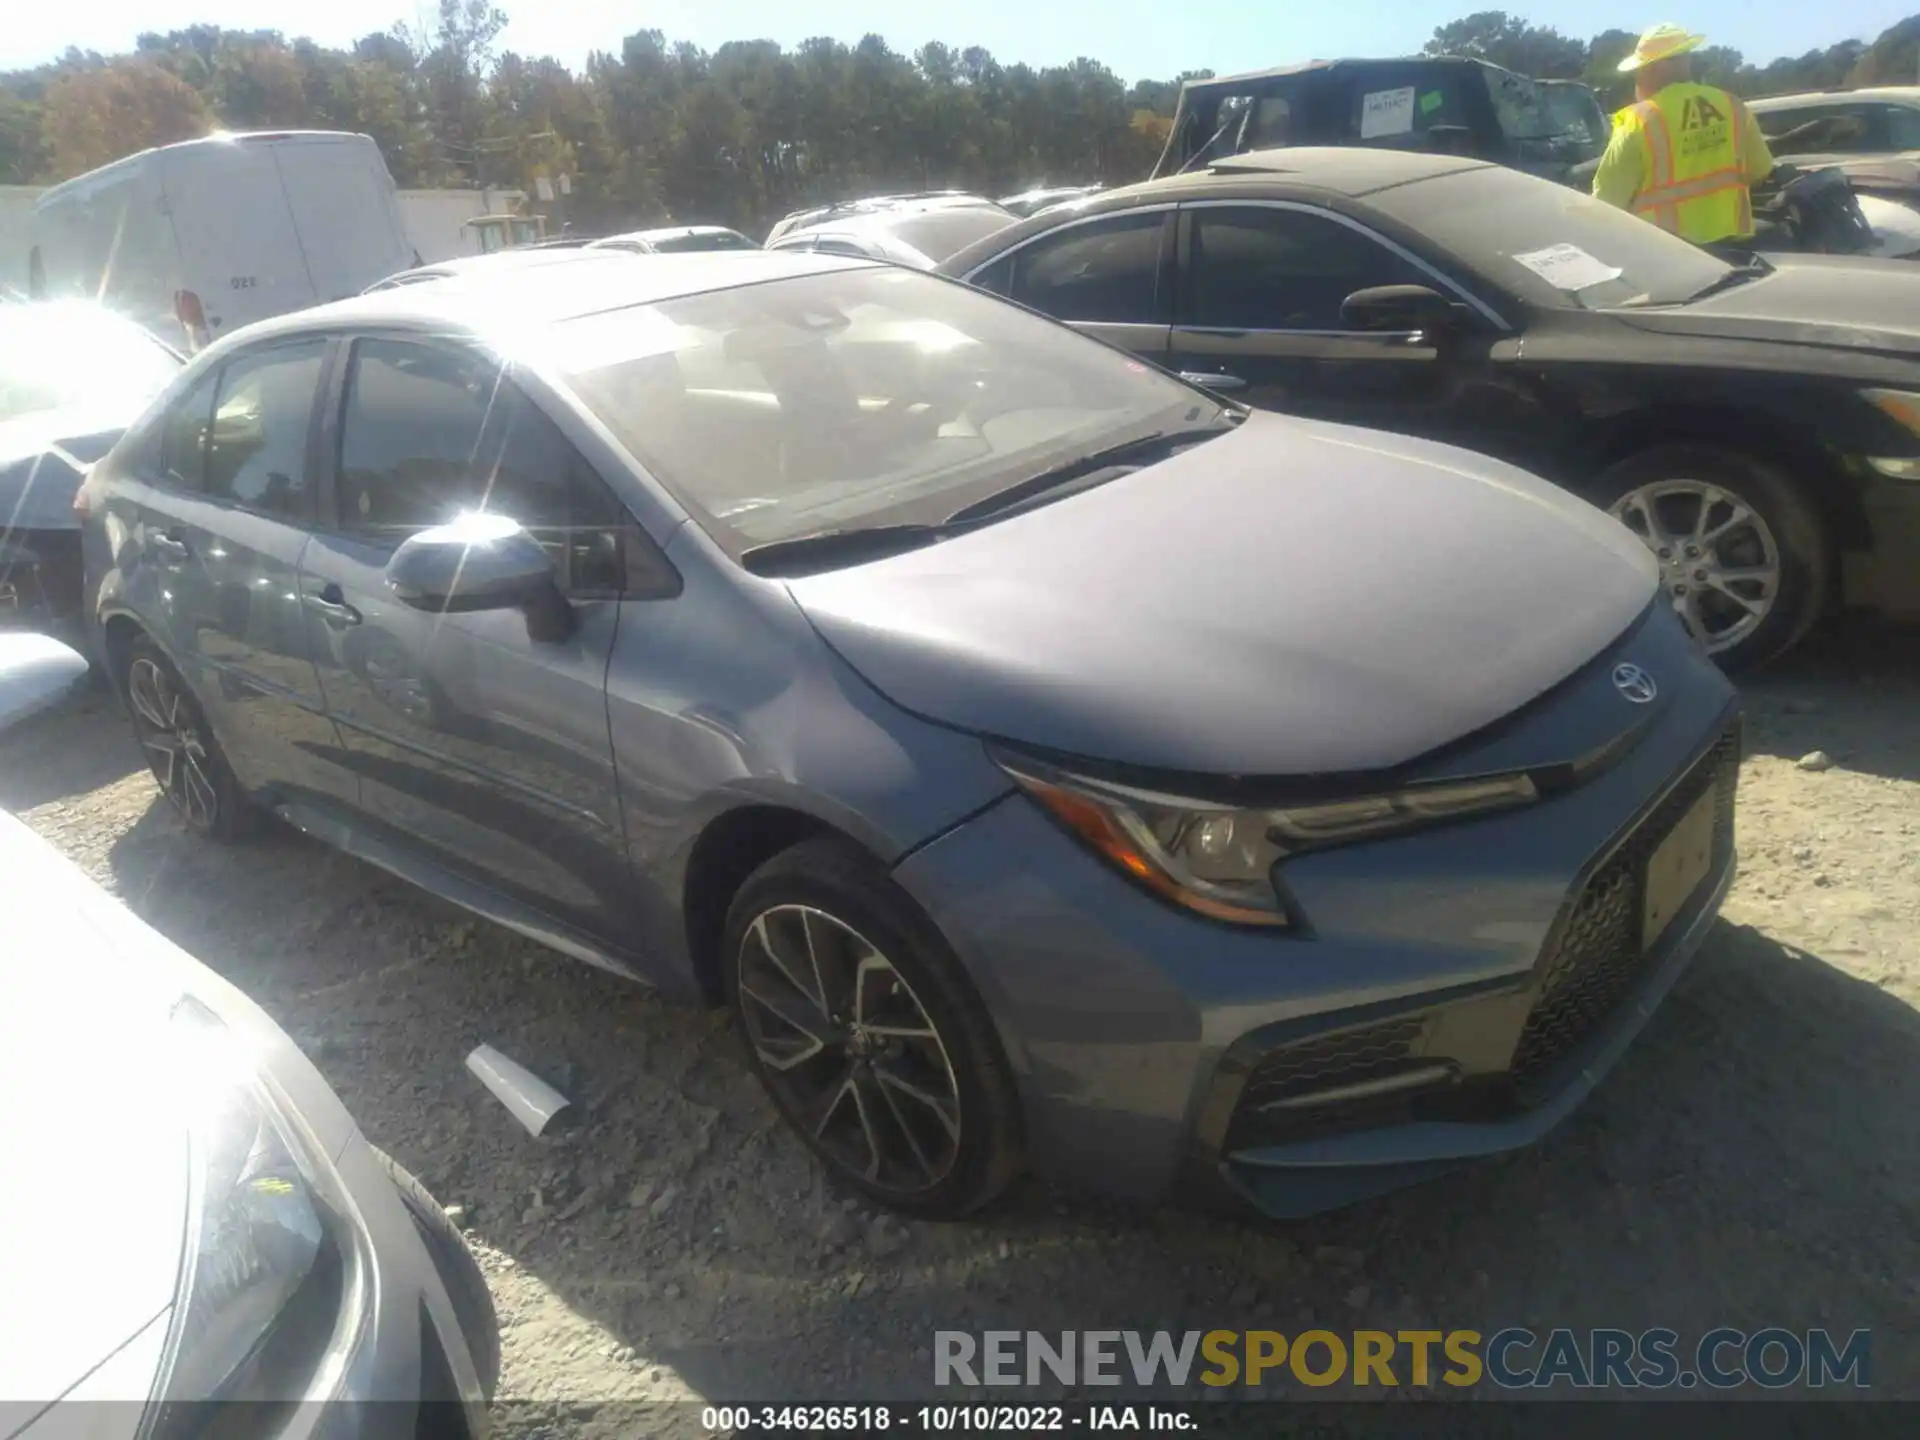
(998, 184), (1105, 218)
(1161, 60), (1918, 260)
(0, 301), (183, 647)
(363, 247), (638, 292)
(82, 251), (1739, 1222)
(763, 191), (992, 244)
(587, 225), (762, 254)
(763, 197), (1016, 268)
(941, 147), (1920, 669)
(0, 637), (497, 1438)
(1152, 56), (1607, 183)
(1750, 87), (1920, 212)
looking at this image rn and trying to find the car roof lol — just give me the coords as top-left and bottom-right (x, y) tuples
(1091, 147), (1492, 204)
(601, 225), (743, 243)
(936, 148), (1499, 278)
(232, 250), (877, 348)
(36, 130), (372, 203)
(1180, 55), (1492, 98)
(0, 298), (184, 364)
(1750, 87), (1920, 110)
(771, 193), (999, 234)
(372, 247), (622, 286)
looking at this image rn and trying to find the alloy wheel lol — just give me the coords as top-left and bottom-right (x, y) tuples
(127, 657), (219, 830)
(736, 904), (963, 1194)
(1608, 479), (1782, 654)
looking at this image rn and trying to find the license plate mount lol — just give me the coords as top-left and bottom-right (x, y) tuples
(1642, 787), (1717, 949)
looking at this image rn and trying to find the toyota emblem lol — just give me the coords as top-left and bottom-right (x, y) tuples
(1612, 662), (1658, 704)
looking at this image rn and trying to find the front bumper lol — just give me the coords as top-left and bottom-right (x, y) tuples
(1191, 726), (1736, 1218)
(892, 645), (1741, 1218)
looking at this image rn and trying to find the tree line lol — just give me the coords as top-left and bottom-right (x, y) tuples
(2, 5), (1916, 237)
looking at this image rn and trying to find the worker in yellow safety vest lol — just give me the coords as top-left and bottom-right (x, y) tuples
(1591, 22), (1775, 247)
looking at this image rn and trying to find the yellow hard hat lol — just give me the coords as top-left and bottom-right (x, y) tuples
(1618, 21), (1708, 72)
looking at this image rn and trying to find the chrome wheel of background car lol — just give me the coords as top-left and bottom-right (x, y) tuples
(1608, 479), (1782, 655)
(736, 904), (963, 1194)
(126, 656), (218, 829)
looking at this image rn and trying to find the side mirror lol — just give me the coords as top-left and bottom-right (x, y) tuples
(386, 513), (573, 641)
(1341, 284), (1463, 335)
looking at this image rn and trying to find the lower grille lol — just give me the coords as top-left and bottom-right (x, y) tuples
(1509, 724), (1740, 1093)
(1225, 1016), (1435, 1149)
(1215, 720), (1741, 1155)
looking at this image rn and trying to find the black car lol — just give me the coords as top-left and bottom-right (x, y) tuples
(1151, 58), (1601, 184)
(939, 147), (1920, 669)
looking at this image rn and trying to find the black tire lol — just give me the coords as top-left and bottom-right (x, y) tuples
(1585, 443), (1830, 673)
(116, 634), (256, 840)
(371, 1146), (501, 1403)
(722, 836), (1023, 1219)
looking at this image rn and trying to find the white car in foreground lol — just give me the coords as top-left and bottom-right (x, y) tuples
(0, 635), (497, 1439)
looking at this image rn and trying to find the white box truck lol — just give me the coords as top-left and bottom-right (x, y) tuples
(29, 130), (419, 350)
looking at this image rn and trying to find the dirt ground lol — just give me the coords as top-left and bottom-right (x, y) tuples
(5, 618), (1919, 1430)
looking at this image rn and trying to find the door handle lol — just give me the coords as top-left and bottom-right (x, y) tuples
(1178, 371), (1249, 393)
(149, 529), (191, 562)
(304, 583), (362, 627)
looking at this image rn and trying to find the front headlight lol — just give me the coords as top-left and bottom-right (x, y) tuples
(142, 997), (362, 1433)
(1862, 390), (1920, 478)
(998, 753), (1538, 927)
(1863, 387), (1920, 436)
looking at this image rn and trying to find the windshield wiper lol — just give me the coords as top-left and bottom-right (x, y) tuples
(1681, 254), (1774, 303)
(942, 429), (1218, 527)
(738, 523), (952, 577)
(739, 426), (1232, 576)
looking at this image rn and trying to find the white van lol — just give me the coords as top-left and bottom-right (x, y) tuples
(30, 130), (418, 350)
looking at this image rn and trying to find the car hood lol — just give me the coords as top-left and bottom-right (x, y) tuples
(0, 406), (133, 532)
(1610, 254), (1920, 357)
(0, 633), (90, 732)
(785, 412), (1658, 775)
(0, 811), (189, 1417)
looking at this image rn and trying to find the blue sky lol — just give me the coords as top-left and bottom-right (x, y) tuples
(6, 0), (1913, 78)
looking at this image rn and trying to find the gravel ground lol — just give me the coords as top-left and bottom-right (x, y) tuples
(5, 619), (1919, 1430)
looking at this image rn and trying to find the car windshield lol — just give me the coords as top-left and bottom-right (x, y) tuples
(1371, 165), (1732, 308)
(554, 266), (1225, 552)
(1480, 66), (1562, 143)
(1539, 84), (1611, 158)
(0, 304), (181, 424)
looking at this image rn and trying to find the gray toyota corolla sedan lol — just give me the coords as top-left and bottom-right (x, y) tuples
(79, 253), (1740, 1220)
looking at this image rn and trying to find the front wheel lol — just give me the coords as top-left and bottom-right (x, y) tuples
(1588, 443), (1829, 672)
(722, 837), (1023, 1219)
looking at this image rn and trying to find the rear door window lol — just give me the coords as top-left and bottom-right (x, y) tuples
(1003, 211), (1167, 323)
(201, 340), (327, 520)
(1184, 205), (1431, 331)
(1884, 105), (1920, 151)
(1760, 103), (1876, 154)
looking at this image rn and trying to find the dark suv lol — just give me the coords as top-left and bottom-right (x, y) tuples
(1152, 57), (1608, 184)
